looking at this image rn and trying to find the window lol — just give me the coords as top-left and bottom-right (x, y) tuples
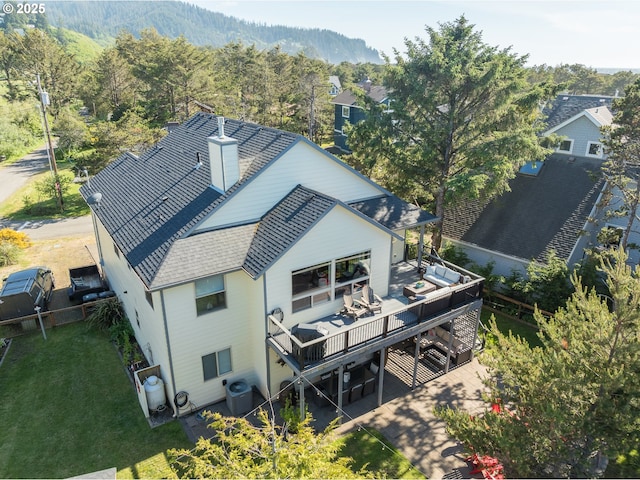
(558, 139), (573, 153)
(334, 251), (370, 298)
(195, 275), (226, 315)
(342, 106), (350, 118)
(291, 251), (371, 313)
(113, 242), (120, 258)
(292, 262), (331, 313)
(202, 348), (232, 381)
(586, 141), (603, 158)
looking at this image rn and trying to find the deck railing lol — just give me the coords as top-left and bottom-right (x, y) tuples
(268, 277), (483, 370)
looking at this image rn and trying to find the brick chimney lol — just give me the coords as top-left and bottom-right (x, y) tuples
(207, 117), (239, 192)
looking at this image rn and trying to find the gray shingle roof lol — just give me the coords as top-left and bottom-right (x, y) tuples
(81, 113), (298, 288)
(543, 94), (614, 131)
(331, 84), (388, 106)
(243, 186), (337, 279)
(349, 196), (437, 230)
(443, 155), (603, 263)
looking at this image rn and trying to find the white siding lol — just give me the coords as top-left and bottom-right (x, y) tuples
(196, 142), (383, 231)
(262, 206), (393, 393)
(555, 116), (606, 159)
(93, 218), (170, 387)
(163, 270), (265, 408)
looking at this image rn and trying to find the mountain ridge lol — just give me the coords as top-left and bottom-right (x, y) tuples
(45, 0), (383, 64)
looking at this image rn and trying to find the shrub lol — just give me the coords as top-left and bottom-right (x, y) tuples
(0, 228), (32, 249)
(0, 241), (21, 266)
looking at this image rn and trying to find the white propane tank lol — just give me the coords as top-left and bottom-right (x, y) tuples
(144, 375), (166, 412)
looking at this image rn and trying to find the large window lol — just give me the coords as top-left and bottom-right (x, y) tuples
(291, 251), (371, 313)
(195, 275), (226, 315)
(202, 348), (232, 381)
(292, 262), (331, 313)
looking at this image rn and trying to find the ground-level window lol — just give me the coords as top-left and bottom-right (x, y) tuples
(586, 141), (603, 158)
(558, 139), (573, 153)
(291, 251), (371, 313)
(202, 348), (232, 381)
(342, 105), (350, 118)
(195, 274), (226, 315)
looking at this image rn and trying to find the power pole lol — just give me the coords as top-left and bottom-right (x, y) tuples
(36, 73), (63, 211)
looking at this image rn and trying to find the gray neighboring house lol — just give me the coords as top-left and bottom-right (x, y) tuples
(441, 94), (625, 277)
(542, 94), (614, 159)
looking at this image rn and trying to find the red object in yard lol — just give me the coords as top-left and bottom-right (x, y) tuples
(467, 453), (505, 480)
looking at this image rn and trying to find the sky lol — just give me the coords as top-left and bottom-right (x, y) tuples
(189, 0), (640, 70)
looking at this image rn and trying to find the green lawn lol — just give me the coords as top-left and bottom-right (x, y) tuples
(481, 309), (543, 348)
(337, 428), (425, 478)
(0, 322), (190, 479)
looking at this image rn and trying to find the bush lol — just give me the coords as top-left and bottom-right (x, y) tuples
(0, 241), (21, 266)
(0, 228), (32, 249)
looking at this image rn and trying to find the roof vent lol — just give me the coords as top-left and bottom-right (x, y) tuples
(194, 152), (203, 170)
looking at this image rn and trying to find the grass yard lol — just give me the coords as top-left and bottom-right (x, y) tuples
(481, 309), (543, 348)
(0, 322), (190, 479)
(337, 428), (425, 478)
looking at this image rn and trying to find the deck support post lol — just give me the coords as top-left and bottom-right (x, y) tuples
(337, 365), (344, 423)
(377, 348), (386, 407)
(445, 320), (453, 373)
(417, 224), (425, 269)
(298, 376), (305, 419)
(412, 333), (421, 390)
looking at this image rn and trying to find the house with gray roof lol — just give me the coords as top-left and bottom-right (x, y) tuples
(542, 94), (614, 159)
(81, 112), (483, 417)
(331, 78), (388, 153)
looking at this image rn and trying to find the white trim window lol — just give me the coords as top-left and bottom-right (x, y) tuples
(202, 348), (232, 381)
(291, 251), (371, 313)
(195, 274), (226, 315)
(342, 106), (350, 118)
(557, 139), (574, 153)
(586, 141), (604, 158)
(292, 262), (332, 313)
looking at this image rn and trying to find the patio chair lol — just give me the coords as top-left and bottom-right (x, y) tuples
(343, 294), (367, 319)
(360, 285), (382, 314)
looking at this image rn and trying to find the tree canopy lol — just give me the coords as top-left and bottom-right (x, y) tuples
(436, 247), (640, 478)
(601, 77), (640, 253)
(170, 410), (367, 479)
(347, 16), (555, 249)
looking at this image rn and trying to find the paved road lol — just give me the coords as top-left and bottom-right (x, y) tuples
(0, 144), (94, 239)
(0, 144), (50, 205)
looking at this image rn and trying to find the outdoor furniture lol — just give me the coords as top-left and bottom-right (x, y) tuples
(403, 280), (437, 298)
(343, 294), (367, 319)
(360, 285), (383, 314)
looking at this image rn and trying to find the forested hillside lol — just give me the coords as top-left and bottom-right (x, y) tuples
(43, 0), (382, 64)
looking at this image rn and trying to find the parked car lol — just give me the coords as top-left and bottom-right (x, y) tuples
(0, 267), (55, 320)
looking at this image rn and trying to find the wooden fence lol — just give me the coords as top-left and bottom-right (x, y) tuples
(0, 298), (110, 337)
(482, 289), (552, 325)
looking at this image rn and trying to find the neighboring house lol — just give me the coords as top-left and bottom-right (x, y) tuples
(542, 94), (614, 159)
(331, 78), (388, 153)
(441, 94), (628, 278)
(81, 113), (483, 417)
(443, 154), (605, 278)
(328, 75), (341, 96)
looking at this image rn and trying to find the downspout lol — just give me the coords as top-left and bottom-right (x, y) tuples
(160, 290), (178, 415)
(263, 272), (272, 403)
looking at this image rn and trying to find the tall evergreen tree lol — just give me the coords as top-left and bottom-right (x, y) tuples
(348, 16), (554, 250)
(601, 78), (640, 253)
(436, 246), (640, 477)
